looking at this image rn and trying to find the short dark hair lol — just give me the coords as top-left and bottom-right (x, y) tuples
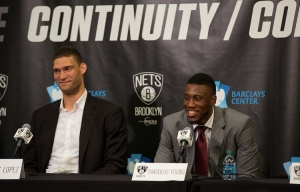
(187, 73), (216, 95)
(53, 46), (83, 65)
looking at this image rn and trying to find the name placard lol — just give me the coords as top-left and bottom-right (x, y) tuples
(132, 163), (191, 181)
(290, 163), (300, 184)
(0, 159), (25, 179)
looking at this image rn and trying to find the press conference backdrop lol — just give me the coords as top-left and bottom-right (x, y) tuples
(0, 0), (299, 177)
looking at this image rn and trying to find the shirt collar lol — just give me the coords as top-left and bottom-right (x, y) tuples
(60, 89), (87, 112)
(193, 106), (215, 129)
(76, 89), (87, 110)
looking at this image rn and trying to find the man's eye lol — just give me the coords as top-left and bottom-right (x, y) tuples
(53, 70), (59, 74)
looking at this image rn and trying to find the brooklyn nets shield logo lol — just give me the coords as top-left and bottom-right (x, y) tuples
(294, 166), (300, 176)
(137, 166), (148, 174)
(0, 74), (8, 101)
(180, 130), (188, 136)
(133, 72), (163, 105)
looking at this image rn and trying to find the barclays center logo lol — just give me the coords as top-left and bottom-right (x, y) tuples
(215, 81), (230, 108)
(46, 82), (106, 103)
(214, 80), (265, 106)
(47, 82), (62, 102)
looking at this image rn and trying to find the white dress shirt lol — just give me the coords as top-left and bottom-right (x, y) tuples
(46, 90), (87, 173)
(193, 107), (214, 177)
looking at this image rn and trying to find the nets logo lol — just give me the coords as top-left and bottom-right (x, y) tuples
(17, 128), (32, 139)
(137, 166), (148, 174)
(294, 166), (300, 177)
(215, 81), (230, 108)
(0, 74), (8, 120)
(180, 130), (188, 136)
(0, 74), (8, 101)
(133, 72), (163, 105)
(127, 154), (151, 174)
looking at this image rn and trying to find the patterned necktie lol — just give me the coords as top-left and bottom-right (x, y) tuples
(195, 126), (208, 176)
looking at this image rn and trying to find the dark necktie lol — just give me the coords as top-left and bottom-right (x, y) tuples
(195, 126), (208, 176)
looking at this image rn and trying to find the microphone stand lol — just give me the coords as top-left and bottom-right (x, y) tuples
(12, 141), (24, 159)
(176, 146), (187, 163)
(181, 147), (187, 163)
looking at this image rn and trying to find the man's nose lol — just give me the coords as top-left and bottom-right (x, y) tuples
(187, 99), (195, 107)
(60, 70), (67, 79)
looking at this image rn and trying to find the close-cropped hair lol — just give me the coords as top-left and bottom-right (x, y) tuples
(187, 73), (216, 95)
(53, 46), (83, 65)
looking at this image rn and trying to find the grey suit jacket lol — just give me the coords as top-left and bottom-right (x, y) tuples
(154, 107), (258, 177)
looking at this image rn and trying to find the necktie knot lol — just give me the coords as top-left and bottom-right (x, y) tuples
(196, 126), (207, 134)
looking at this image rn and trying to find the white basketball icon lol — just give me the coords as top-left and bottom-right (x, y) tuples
(141, 86), (156, 102)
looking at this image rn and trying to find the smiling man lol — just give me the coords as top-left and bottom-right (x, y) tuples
(24, 46), (128, 174)
(154, 73), (258, 178)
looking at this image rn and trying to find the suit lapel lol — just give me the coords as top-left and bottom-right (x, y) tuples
(210, 107), (226, 177)
(79, 94), (97, 172)
(41, 101), (60, 171)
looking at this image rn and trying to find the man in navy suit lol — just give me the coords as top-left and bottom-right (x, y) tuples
(24, 46), (128, 174)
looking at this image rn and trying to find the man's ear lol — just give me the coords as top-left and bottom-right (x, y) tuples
(211, 95), (217, 106)
(80, 63), (87, 74)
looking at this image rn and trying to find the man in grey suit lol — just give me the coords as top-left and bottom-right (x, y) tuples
(154, 73), (258, 177)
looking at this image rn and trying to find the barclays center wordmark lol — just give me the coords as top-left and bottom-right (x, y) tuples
(214, 81), (265, 107)
(231, 91), (265, 104)
(133, 72), (163, 126)
(47, 82), (106, 103)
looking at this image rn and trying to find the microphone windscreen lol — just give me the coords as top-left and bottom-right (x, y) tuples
(22, 123), (31, 130)
(183, 127), (192, 131)
(177, 127), (193, 147)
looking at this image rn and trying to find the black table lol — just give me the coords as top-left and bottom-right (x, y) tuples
(0, 174), (191, 192)
(192, 177), (300, 192)
(1, 174), (300, 192)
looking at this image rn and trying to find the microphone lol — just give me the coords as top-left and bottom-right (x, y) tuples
(13, 123), (33, 158)
(177, 127), (193, 156)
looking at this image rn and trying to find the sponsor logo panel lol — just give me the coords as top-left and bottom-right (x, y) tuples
(214, 81), (265, 108)
(133, 72), (163, 126)
(47, 82), (106, 103)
